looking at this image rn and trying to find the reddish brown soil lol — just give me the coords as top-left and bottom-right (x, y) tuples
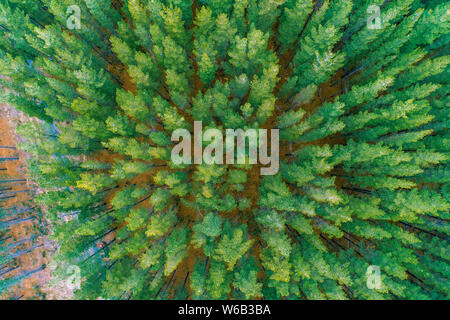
(0, 109), (51, 300)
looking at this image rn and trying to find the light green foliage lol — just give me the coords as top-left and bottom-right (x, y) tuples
(215, 222), (254, 271)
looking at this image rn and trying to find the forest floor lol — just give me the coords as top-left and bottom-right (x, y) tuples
(0, 103), (72, 299)
(0, 103), (49, 299)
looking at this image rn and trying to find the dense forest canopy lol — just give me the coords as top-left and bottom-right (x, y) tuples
(0, 0), (449, 299)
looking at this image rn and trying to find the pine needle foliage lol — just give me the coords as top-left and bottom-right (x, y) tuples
(0, 0), (449, 299)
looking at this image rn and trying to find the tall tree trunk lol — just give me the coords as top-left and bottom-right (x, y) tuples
(3, 243), (43, 261)
(0, 216), (36, 230)
(0, 236), (38, 252)
(0, 179), (26, 184)
(0, 157), (19, 162)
